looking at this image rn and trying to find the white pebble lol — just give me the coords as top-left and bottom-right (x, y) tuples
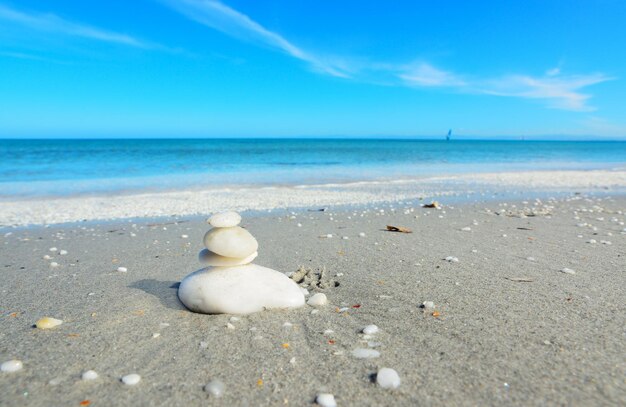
(152, 333), (160, 338)
(342, 236), (349, 240)
(50, 262), (59, 268)
(59, 250), (68, 255)
(351, 348), (380, 359)
(359, 232), (366, 237)
(283, 322), (293, 328)
(43, 254), (53, 260)
(422, 301), (435, 309)
(376, 367), (401, 389)
(307, 293), (328, 306)
(297, 223), (302, 227)
(526, 257), (536, 262)
(316, 393), (337, 407)
(49, 247), (57, 252)
(121, 373), (141, 385)
(362, 324), (379, 335)
(445, 256), (459, 263)
(587, 239), (597, 244)
(117, 267), (128, 272)
(461, 227), (471, 231)
(226, 323), (235, 329)
(560, 268), (576, 275)
(181, 234), (189, 239)
(82, 370), (99, 380)
(204, 379), (225, 397)
(1, 360), (23, 373)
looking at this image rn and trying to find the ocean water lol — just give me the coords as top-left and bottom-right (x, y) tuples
(1, 139), (625, 198)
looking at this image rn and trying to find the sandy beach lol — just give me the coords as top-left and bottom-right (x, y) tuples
(1, 193), (625, 406)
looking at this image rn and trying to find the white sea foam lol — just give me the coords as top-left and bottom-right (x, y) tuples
(0, 170), (624, 226)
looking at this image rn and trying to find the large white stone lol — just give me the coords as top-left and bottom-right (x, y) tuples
(203, 227), (258, 258)
(208, 211), (241, 228)
(178, 264), (305, 315)
(198, 249), (258, 266)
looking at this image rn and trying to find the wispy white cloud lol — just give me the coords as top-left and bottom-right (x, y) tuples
(478, 73), (612, 111)
(0, 3), (153, 48)
(161, 0), (349, 77)
(398, 63), (466, 87)
(162, 1), (613, 111)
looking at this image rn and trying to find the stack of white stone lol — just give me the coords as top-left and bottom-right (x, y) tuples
(178, 211), (305, 315)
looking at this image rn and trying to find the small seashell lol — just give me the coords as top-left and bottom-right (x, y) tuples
(307, 293), (328, 306)
(1, 359), (23, 373)
(204, 379), (225, 397)
(121, 373), (141, 385)
(316, 393), (337, 407)
(376, 367), (401, 389)
(445, 256), (459, 263)
(362, 324), (379, 335)
(117, 267), (128, 272)
(560, 268), (575, 275)
(82, 370), (99, 381)
(36, 317), (63, 329)
(351, 348), (380, 359)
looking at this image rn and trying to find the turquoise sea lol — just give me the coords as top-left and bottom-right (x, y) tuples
(1, 139), (625, 198)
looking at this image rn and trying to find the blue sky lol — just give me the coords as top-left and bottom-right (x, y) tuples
(0, 0), (625, 139)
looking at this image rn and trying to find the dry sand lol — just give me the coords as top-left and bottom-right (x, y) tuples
(1, 194), (625, 406)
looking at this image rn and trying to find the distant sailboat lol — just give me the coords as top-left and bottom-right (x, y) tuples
(446, 129), (452, 141)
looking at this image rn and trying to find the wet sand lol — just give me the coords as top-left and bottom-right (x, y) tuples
(1, 194), (625, 406)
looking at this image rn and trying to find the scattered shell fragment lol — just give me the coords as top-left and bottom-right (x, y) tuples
(445, 256), (459, 263)
(117, 267), (128, 273)
(307, 293), (328, 306)
(204, 379), (225, 397)
(376, 367), (401, 389)
(422, 301), (435, 309)
(560, 268), (576, 275)
(82, 370), (99, 381)
(351, 348), (380, 359)
(386, 225), (412, 233)
(121, 373), (141, 385)
(1, 360), (23, 373)
(316, 393), (337, 407)
(362, 325), (379, 335)
(505, 277), (534, 282)
(36, 317), (63, 329)
(460, 227), (472, 232)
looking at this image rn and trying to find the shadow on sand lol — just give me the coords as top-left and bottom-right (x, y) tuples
(129, 279), (185, 310)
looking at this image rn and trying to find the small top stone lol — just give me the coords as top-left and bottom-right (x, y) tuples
(208, 211), (242, 228)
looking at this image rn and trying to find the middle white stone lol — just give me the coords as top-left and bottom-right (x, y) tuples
(203, 226), (258, 258)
